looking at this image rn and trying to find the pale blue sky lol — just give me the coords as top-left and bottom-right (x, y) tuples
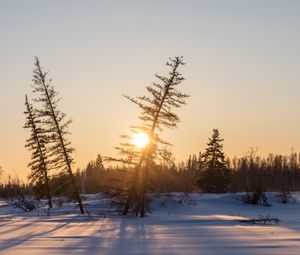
(1, 0), (300, 179)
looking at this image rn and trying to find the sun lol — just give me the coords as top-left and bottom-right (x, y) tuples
(132, 133), (149, 149)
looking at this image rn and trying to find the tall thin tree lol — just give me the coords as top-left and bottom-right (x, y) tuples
(24, 95), (52, 208)
(31, 57), (84, 214)
(114, 56), (188, 217)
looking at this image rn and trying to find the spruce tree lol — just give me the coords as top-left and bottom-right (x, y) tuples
(31, 57), (84, 214)
(24, 95), (52, 208)
(198, 129), (230, 193)
(112, 56), (189, 217)
(85, 154), (105, 193)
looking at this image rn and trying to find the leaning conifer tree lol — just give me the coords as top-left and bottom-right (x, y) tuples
(24, 95), (52, 208)
(112, 56), (188, 217)
(31, 57), (84, 214)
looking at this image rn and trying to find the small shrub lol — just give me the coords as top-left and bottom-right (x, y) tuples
(279, 190), (291, 204)
(239, 215), (280, 225)
(53, 197), (66, 208)
(243, 190), (271, 207)
(9, 194), (40, 212)
(178, 193), (197, 205)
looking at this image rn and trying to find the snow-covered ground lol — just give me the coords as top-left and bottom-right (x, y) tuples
(1, 193), (300, 254)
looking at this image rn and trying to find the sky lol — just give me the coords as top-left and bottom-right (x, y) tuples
(1, 0), (300, 180)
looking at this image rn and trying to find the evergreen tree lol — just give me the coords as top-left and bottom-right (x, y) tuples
(197, 129), (230, 193)
(95, 154), (104, 169)
(85, 154), (105, 193)
(186, 153), (204, 191)
(111, 56), (189, 217)
(31, 57), (84, 214)
(24, 95), (52, 208)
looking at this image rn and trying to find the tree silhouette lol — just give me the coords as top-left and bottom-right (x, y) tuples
(197, 129), (230, 193)
(85, 154), (105, 193)
(112, 56), (189, 217)
(24, 95), (52, 208)
(31, 57), (84, 214)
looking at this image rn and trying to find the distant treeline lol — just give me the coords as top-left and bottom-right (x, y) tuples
(76, 149), (300, 195)
(2, 148), (298, 199)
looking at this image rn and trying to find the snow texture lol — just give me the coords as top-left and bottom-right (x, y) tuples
(1, 193), (300, 254)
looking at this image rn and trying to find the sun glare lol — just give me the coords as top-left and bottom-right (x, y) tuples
(132, 133), (149, 149)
